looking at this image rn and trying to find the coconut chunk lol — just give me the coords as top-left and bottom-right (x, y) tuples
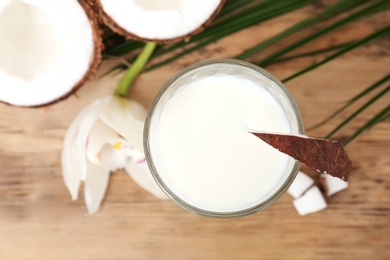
(97, 0), (224, 42)
(321, 173), (349, 197)
(0, 0), (101, 107)
(293, 186), (327, 216)
(288, 171), (314, 199)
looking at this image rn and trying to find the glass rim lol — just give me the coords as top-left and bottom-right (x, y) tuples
(144, 59), (305, 218)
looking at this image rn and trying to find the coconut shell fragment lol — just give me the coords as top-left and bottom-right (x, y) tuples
(251, 133), (352, 181)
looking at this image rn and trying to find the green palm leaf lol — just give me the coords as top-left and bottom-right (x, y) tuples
(325, 85), (389, 139)
(146, 0), (315, 71)
(105, 0), (316, 74)
(281, 25), (390, 83)
(235, 0), (367, 60)
(266, 41), (353, 65)
(256, 0), (390, 67)
(343, 105), (390, 146)
(308, 73), (390, 130)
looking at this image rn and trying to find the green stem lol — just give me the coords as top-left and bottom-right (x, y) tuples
(114, 42), (157, 97)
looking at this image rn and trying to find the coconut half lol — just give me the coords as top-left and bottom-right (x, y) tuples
(0, 0), (102, 107)
(95, 0), (225, 42)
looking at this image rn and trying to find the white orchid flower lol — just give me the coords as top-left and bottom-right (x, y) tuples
(62, 95), (167, 214)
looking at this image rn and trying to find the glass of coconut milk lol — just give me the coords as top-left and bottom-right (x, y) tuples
(144, 59), (304, 218)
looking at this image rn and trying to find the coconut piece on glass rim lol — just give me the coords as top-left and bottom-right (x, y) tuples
(0, 0), (101, 107)
(95, 0), (225, 43)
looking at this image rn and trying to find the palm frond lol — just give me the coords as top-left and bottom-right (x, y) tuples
(266, 41), (353, 65)
(282, 25), (390, 83)
(103, 0), (261, 58)
(343, 105), (390, 146)
(325, 85), (389, 139)
(235, 0), (367, 60)
(257, 0), (390, 67)
(105, 0), (316, 74)
(146, 0), (316, 71)
(308, 73), (390, 130)
(212, 0), (254, 19)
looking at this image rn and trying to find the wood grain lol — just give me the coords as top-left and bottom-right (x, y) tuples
(0, 5), (389, 260)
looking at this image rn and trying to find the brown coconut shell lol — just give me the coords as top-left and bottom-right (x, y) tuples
(1, 0), (103, 108)
(251, 133), (352, 181)
(93, 0), (226, 44)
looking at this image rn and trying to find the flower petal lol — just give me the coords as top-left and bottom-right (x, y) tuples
(62, 135), (80, 200)
(77, 103), (100, 181)
(98, 95), (146, 152)
(99, 144), (127, 172)
(125, 160), (167, 200)
(84, 161), (110, 214)
(86, 119), (121, 165)
(61, 100), (100, 199)
(0, 1), (10, 12)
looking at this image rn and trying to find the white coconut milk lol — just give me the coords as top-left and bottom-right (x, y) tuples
(147, 62), (301, 214)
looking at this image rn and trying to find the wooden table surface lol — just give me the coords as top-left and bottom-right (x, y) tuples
(0, 5), (389, 260)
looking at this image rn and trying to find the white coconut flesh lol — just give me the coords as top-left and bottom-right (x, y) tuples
(288, 171), (314, 199)
(0, 0), (95, 107)
(99, 0), (222, 40)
